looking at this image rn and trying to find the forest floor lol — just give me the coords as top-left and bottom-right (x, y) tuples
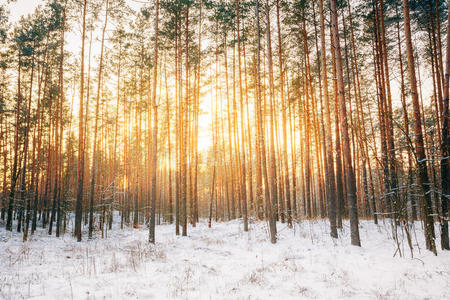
(0, 217), (449, 300)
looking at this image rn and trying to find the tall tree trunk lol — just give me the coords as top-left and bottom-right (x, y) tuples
(88, 0), (108, 239)
(75, 0), (88, 242)
(235, 0), (248, 231)
(182, 5), (189, 237)
(256, 0), (276, 243)
(319, 0), (337, 238)
(402, 0), (436, 254)
(265, 0), (278, 230)
(440, 0), (449, 251)
(330, 0), (360, 246)
(149, 0), (159, 244)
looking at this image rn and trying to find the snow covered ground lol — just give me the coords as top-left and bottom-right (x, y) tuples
(0, 218), (449, 299)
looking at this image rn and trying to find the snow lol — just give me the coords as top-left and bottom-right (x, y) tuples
(1, 217), (449, 299)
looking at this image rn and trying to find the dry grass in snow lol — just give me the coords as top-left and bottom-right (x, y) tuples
(0, 218), (449, 299)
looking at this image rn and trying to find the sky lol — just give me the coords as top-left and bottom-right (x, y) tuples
(4, 0), (434, 154)
(5, 0), (214, 152)
(8, 0), (42, 23)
